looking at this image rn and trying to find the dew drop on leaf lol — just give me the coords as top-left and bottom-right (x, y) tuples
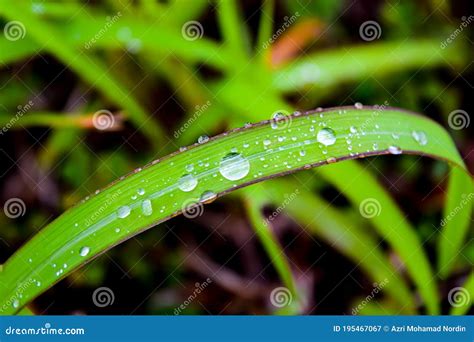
(317, 128), (337, 146)
(117, 206), (131, 218)
(141, 199), (153, 216)
(178, 174), (198, 192)
(79, 246), (90, 257)
(198, 135), (209, 144)
(200, 190), (217, 203)
(388, 146), (402, 155)
(412, 130), (427, 146)
(219, 153), (250, 181)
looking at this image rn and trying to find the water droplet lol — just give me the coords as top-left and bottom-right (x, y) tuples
(391, 133), (400, 140)
(137, 188), (145, 196)
(185, 164), (194, 172)
(388, 146), (402, 155)
(178, 174), (198, 192)
(411, 130), (427, 146)
(36, 281), (41, 287)
(198, 135), (209, 144)
(354, 102), (363, 109)
(79, 246), (90, 257)
(349, 126), (357, 134)
(372, 143), (378, 150)
(142, 199), (153, 216)
(326, 157), (337, 163)
(12, 299), (19, 308)
(299, 150), (306, 157)
(117, 206), (131, 218)
(263, 139), (271, 146)
(115, 228), (121, 233)
(317, 128), (337, 146)
(200, 190), (217, 203)
(219, 153), (250, 181)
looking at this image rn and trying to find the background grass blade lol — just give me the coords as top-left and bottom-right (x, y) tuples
(0, 106), (468, 314)
(438, 167), (473, 278)
(258, 178), (417, 314)
(316, 161), (442, 314)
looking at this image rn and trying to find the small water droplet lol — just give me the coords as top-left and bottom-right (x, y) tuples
(185, 164), (194, 172)
(117, 206), (131, 218)
(219, 153), (250, 181)
(317, 128), (337, 146)
(299, 150), (306, 157)
(142, 199), (153, 216)
(115, 228), (121, 233)
(36, 281), (41, 287)
(411, 130), (427, 146)
(200, 190), (217, 203)
(388, 146), (402, 155)
(349, 126), (357, 134)
(79, 246), (90, 257)
(198, 135), (209, 144)
(326, 157), (337, 163)
(263, 139), (271, 146)
(354, 102), (363, 109)
(12, 299), (19, 308)
(178, 174), (198, 192)
(137, 188), (145, 196)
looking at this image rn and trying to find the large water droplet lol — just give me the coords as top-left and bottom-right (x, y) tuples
(219, 153), (250, 181)
(79, 246), (90, 257)
(388, 146), (402, 155)
(142, 199), (153, 216)
(411, 130), (427, 146)
(117, 206), (131, 218)
(317, 128), (336, 146)
(178, 174), (198, 192)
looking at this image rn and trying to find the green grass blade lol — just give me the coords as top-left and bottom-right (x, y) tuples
(316, 160), (442, 314)
(438, 167), (473, 277)
(273, 40), (466, 93)
(242, 189), (300, 313)
(0, 106), (468, 314)
(449, 272), (474, 315)
(0, 4), (166, 147)
(262, 178), (416, 314)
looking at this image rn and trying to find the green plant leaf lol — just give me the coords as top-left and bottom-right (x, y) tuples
(0, 106), (469, 314)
